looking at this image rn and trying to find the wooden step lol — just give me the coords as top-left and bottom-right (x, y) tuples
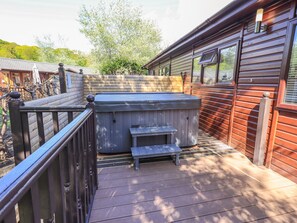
(131, 144), (181, 158)
(130, 126), (177, 137)
(131, 144), (182, 170)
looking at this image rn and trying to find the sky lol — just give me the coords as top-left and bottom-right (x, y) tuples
(0, 0), (233, 53)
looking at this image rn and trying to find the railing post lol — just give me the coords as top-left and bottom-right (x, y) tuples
(59, 63), (67, 94)
(180, 72), (186, 93)
(8, 91), (27, 164)
(253, 92), (272, 166)
(86, 94), (98, 189)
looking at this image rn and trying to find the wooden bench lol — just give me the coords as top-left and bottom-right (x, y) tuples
(129, 126), (177, 147)
(131, 144), (182, 170)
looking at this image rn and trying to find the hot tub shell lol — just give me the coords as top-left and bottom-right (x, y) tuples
(95, 92), (201, 154)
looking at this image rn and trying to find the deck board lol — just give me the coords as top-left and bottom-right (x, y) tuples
(91, 150), (297, 222)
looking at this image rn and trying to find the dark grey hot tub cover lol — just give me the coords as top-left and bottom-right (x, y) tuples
(95, 92), (201, 112)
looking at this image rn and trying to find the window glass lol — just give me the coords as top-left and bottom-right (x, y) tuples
(285, 27), (297, 104)
(164, 65), (170, 76)
(200, 50), (217, 64)
(13, 73), (21, 86)
(203, 64), (217, 85)
(192, 56), (201, 82)
(218, 45), (236, 83)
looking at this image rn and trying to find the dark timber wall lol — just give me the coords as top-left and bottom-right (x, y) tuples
(192, 27), (242, 144)
(232, 1), (291, 159)
(171, 51), (192, 76)
(272, 110), (297, 183)
(148, 0), (297, 183)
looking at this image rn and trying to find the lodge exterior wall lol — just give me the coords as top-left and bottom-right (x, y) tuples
(147, 0), (297, 183)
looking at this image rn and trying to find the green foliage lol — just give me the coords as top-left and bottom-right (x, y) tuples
(79, 0), (162, 74)
(0, 38), (90, 67)
(0, 41), (18, 58)
(36, 36), (91, 66)
(15, 45), (40, 60)
(35, 36), (57, 63)
(101, 57), (147, 75)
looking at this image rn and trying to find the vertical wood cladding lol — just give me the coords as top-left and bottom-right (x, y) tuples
(231, 1), (291, 159)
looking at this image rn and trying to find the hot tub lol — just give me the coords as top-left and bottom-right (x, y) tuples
(95, 92), (201, 154)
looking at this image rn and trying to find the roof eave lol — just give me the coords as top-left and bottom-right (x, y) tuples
(143, 0), (262, 68)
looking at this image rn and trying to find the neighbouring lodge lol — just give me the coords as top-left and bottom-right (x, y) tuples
(0, 57), (93, 96)
(144, 0), (297, 183)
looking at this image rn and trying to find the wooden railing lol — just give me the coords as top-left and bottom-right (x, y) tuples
(8, 92), (86, 164)
(0, 94), (98, 223)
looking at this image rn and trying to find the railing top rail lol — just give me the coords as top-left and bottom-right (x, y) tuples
(19, 105), (86, 112)
(0, 108), (93, 216)
(0, 93), (9, 100)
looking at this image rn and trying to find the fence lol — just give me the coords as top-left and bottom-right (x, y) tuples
(17, 71), (84, 152)
(0, 95), (97, 223)
(83, 74), (183, 97)
(8, 92), (87, 164)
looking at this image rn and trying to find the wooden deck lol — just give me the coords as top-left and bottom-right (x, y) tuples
(90, 150), (297, 223)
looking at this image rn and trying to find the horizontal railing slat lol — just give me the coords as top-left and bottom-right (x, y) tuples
(19, 105), (85, 113)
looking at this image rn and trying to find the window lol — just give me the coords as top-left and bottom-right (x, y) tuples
(12, 73), (21, 86)
(164, 65), (170, 76)
(191, 43), (238, 85)
(284, 27), (297, 104)
(218, 45), (236, 83)
(149, 70), (155, 75)
(192, 56), (202, 82)
(200, 50), (217, 64)
(278, 20), (297, 109)
(203, 64), (217, 85)
(159, 64), (170, 76)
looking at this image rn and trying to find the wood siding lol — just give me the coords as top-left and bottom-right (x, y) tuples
(231, 1), (291, 159)
(193, 87), (234, 144)
(191, 27), (242, 144)
(147, 0), (297, 183)
(272, 110), (297, 183)
(171, 51), (193, 76)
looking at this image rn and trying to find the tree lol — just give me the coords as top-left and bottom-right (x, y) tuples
(35, 35), (59, 63)
(0, 38), (90, 67)
(36, 35), (91, 67)
(101, 57), (145, 75)
(15, 45), (40, 61)
(0, 42), (18, 58)
(79, 0), (162, 74)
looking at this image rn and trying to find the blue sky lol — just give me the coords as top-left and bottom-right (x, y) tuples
(0, 0), (232, 53)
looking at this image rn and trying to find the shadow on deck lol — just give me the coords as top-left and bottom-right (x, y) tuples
(96, 130), (236, 168)
(91, 131), (297, 222)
